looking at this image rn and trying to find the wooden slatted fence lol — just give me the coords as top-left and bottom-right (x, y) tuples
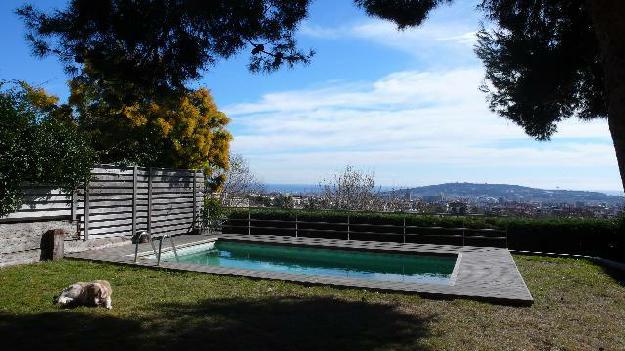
(77, 165), (204, 240)
(0, 186), (75, 222)
(1, 165), (204, 241)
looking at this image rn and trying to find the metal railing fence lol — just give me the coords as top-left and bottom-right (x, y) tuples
(218, 209), (507, 248)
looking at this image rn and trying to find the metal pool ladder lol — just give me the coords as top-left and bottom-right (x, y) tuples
(133, 231), (179, 266)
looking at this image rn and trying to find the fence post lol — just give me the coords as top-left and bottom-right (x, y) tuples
(71, 190), (77, 222)
(148, 167), (153, 235)
(295, 214), (298, 238)
(248, 208), (251, 236)
(156, 237), (164, 266)
(132, 165), (137, 240)
(83, 182), (89, 241)
(462, 217), (465, 247)
(207, 205), (211, 236)
(347, 215), (350, 241)
(403, 217), (406, 244)
(505, 224), (509, 249)
(192, 169), (197, 231)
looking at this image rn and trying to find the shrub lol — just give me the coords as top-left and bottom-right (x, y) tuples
(201, 196), (226, 230)
(0, 81), (95, 216)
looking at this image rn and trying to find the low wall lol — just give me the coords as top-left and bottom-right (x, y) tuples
(0, 220), (130, 267)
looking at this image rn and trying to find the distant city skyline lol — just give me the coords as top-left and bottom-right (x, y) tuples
(1, 0), (622, 192)
(262, 182), (625, 197)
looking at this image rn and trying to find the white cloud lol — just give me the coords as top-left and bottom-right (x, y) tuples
(299, 23), (344, 39)
(350, 20), (477, 47)
(227, 69), (484, 115)
(224, 67), (620, 190)
(301, 20), (477, 46)
(436, 31), (477, 45)
(299, 19), (479, 66)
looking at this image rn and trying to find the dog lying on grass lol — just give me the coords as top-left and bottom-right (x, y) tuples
(54, 280), (113, 309)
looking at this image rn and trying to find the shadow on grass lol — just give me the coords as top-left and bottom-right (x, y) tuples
(600, 265), (625, 287)
(0, 296), (434, 351)
(0, 311), (142, 350)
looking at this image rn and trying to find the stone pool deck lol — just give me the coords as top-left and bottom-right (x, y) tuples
(67, 234), (533, 305)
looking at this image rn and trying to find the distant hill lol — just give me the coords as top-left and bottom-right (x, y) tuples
(387, 182), (624, 204)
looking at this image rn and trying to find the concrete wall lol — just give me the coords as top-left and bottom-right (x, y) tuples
(0, 220), (130, 267)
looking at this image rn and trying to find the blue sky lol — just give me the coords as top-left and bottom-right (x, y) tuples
(1, 0), (622, 192)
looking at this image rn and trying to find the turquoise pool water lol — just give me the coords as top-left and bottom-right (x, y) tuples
(163, 241), (457, 285)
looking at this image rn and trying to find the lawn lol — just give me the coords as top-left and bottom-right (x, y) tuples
(1, 256), (624, 350)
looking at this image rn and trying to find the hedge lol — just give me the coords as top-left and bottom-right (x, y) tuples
(221, 207), (625, 262)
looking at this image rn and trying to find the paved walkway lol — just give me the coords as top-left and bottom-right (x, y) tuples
(68, 234), (533, 305)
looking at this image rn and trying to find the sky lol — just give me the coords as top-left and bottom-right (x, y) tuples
(1, 0), (622, 193)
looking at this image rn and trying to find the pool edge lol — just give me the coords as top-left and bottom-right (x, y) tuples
(68, 234), (534, 305)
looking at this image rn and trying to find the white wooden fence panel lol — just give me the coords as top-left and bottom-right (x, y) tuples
(1, 165), (204, 241)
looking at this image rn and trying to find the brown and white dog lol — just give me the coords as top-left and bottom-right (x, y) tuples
(54, 280), (113, 309)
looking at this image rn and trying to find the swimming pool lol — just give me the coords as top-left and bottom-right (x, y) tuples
(157, 240), (459, 285)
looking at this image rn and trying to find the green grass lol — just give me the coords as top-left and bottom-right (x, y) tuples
(1, 256), (624, 350)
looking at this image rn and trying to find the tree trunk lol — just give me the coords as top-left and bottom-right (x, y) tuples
(40, 229), (65, 261)
(589, 0), (625, 193)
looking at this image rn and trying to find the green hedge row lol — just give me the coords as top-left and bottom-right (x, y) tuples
(222, 208), (625, 261)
